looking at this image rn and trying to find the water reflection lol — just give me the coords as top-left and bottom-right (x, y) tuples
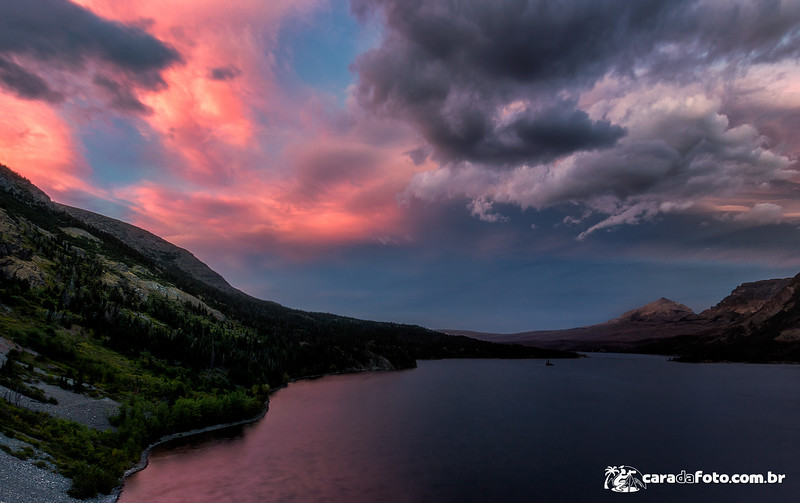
(119, 355), (800, 502)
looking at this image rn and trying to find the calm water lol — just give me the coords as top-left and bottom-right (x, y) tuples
(119, 354), (800, 502)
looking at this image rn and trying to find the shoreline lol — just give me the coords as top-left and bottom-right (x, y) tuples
(112, 398), (272, 502)
(105, 355), (798, 502)
(110, 359), (573, 501)
(110, 366), (399, 501)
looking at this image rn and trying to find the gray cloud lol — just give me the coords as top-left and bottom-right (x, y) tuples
(356, 0), (800, 239)
(406, 89), (799, 237)
(0, 0), (181, 110)
(93, 75), (152, 114)
(208, 66), (243, 81)
(418, 100), (627, 166)
(0, 57), (62, 102)
(353, 0), (685, 86)
(352, 0), (800, 167)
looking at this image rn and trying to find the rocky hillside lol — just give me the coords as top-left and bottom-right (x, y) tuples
(699, 278), (793, 324)
(645, 274), (800, 362)
(57, 204), (239, 296)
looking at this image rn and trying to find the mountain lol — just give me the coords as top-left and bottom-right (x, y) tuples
(57, 204), (239, 296)
(0, 165), (580, 377)
(643, 275), (800, 362)
(444, 298), (714, 351)
(614, 298), (696, 323)
(0, 163), (576, 499)
(444, 278), (800, 361)
(699, 278), (793, 324)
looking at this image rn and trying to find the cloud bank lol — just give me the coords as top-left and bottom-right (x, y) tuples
(355, 0), (800, 238)
(1, 0), (800, 269)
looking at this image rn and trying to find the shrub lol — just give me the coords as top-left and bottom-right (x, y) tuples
(67, 462), (118, 499)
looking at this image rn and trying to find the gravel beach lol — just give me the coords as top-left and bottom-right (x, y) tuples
(0, 434), (117, 503)
(0, 353), (121, 503)
(0, 381), (119, 431)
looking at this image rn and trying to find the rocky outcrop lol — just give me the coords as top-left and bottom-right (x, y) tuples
(700, 278), (793, 324)
(612, 298), (697, 324)
(56, 204), (239, 296)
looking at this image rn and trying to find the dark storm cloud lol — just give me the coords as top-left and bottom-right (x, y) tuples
(351, 0), (800, 167)
(0, 0), (181, 109)
(208, 66), (243, 81)
(354, 0), (680, 85)
(425, 103), (627, 165)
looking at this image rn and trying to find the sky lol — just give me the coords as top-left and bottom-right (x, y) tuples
(2, 0), (800, 332)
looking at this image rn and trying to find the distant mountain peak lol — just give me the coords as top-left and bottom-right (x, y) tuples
(613, 298), (695, 323)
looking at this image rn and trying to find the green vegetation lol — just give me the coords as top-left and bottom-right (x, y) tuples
(0, 325), (266, 498)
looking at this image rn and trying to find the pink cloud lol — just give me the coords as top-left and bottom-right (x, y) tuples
(0, 89), (97, 200)
(114, 147), (416, 258)
(82, 0), (427, 251)
(73, 0), (310, 184)
(0, 0), (432, 260)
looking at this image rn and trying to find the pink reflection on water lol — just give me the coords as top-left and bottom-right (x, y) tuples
(118, 373), (418, 503)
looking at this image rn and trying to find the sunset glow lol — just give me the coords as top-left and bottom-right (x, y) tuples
(3, 0), (800, 331)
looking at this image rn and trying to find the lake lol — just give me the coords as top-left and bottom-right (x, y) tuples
(118, 354), (799, 502)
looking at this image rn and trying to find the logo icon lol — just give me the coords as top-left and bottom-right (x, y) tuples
(604, 465), (647, 493)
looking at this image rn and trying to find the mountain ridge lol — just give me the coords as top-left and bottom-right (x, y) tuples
(0, 163), (573, 366)
(443, 276), (800, 361)
(56, 203), (240, 297)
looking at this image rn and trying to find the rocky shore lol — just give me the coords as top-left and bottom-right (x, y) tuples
(119, 403), (269, 480)
(0, 334), (276, 503)
(0, 442), (115, 503)
(0, 387), (118, 503)
(0, 335), (116, 503)
(0, 381), (119, 431)
(0, 386), (268, 503)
